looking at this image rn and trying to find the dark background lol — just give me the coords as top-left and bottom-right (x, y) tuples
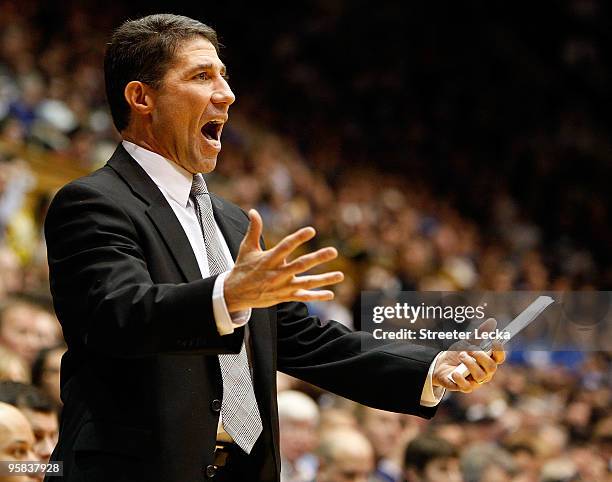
(42, 0), (611, 269)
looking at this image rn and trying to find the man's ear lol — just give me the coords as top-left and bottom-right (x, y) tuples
(124, 81), (155, 116)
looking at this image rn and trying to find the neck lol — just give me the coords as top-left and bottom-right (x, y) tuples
(122, 125), (171, 161)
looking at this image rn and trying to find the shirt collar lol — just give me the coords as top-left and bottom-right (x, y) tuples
(121, 140), (193, 207)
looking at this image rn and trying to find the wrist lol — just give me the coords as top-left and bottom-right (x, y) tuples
(430, 351), (446, 387)
(223, 272), (243, 313)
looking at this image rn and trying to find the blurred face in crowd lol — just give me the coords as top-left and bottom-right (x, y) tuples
(0, 403), (37, 482)
(33, 313), (61, 350)
(433, 423), (466, 447)
(279, 417), (318, 463)
(361, 408), (402, 459)
(479, 464), (513, 482)
(421, 457), (461, 482)
(0, 346), (29, 383)
(124, 36), (235, 174)
(318, 431), (374, 482)
(39, 348), (63, 407)
(0, 305), (41, 364)
(0, 248), (22, 296)
(319, 408), (357, 432)
(320, 454), (373, 482)
(570, 446), (607, 481)
(19, 408), (58, 463)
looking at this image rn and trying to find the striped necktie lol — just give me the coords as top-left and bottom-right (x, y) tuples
(190, 173), (263, 454)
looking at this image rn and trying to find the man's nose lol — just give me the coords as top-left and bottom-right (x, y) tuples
(27, 332), (41, 349)
(211, 78), (235, 106)
(37, 436), (56, 461)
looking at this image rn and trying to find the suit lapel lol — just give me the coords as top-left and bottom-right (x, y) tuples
(107, 144), (202, 282)
(146, 204), (202, 282)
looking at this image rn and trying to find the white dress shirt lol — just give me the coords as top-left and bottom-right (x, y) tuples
(121, 140), (445, 406)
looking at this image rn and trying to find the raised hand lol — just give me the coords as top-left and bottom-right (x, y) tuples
(431, 318), (506, 393)
(224, 209), (344, 312)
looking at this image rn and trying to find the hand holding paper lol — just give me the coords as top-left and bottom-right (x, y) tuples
(432, 295), (555, 392)
(432, 318), (506, 392)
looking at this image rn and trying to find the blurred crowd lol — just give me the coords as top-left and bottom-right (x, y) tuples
(0, 1), (610, 481)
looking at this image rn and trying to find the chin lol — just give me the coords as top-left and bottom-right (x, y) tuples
(195, 157), (217, 174)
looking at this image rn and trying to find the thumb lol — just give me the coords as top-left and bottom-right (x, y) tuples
(476, 317), (497, 336)
(241, 208), (263, 252)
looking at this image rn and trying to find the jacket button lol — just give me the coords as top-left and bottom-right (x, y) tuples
(211, 399), (222, 412)
(205, 464), (217, 478)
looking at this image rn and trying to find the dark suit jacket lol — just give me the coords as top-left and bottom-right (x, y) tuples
(44, 144), (440, 482)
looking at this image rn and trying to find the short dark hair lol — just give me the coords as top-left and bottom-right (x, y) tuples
(404, 435), (458, 474)
(0, 381), (56, 413)
(104, 13), (219, 132)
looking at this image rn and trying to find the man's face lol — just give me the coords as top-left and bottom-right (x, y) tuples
(362, 408), (402, 458)
(423, 457), (461, 482)
(41, 349), (63, 407)
(148, 36), (235, 174)
(279, 418), (317, 462)
(0, 408), (37, 482)
(20, 409), (58, 463)
(34, 312), (61, 349)
(319, 452), (373, 482)
(0, 306), (41, 364)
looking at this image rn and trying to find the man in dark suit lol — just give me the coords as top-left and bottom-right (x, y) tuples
(44, 14), (504, 482)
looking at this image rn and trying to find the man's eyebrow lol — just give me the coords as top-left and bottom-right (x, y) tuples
(190, 63), (228, 74)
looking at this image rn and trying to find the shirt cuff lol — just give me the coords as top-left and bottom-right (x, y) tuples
(212, 271), (252, 336)
(420, 351), (446, 407)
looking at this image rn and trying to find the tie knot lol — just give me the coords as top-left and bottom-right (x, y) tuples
(191, 174), (209, 197)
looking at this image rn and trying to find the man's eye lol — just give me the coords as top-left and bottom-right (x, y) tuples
(195, 72), (209, 80)
(12, 447), (28, 458)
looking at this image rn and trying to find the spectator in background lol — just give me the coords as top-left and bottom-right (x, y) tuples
(403, 434), (461, 482)
(593, 415), (612, 471)
(278, 390), (320, 482)
(0, 401), (38, 482)
(32, 310), (61, 349)
(0, 381), (59, 464)
(315, 428), (374, 482)
(0, 245), (23, 297)
(460, 443), (517, 482)
(31, 344), (64, 408)
(0, 158), (36, 243)
(318, 407), (358, 433)
(356, 406), (405, 482)
(0, 4), (609, 481)
(0, 344), (29, 382)
(0, 299), (42, 365)
(539, 458), (580, 482)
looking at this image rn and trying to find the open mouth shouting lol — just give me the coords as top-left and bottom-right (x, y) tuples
(200, 119), (225, 150)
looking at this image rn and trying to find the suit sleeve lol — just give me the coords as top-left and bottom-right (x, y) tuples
(45, 180), (243, 358)
(275, 301), (441, 418)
